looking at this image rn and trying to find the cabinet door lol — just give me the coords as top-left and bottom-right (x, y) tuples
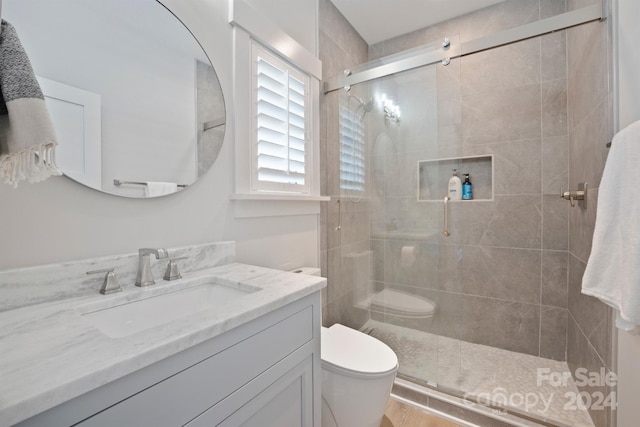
(187, 354), (314, 427)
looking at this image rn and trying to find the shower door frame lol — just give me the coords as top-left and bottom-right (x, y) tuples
(323, 3), (606, 94)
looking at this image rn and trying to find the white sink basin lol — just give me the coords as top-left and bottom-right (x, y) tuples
(81, 281), (256, 338)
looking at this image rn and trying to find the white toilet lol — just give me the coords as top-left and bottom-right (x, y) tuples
(321, 323), (398, 427)
(368, 288), (436, 324)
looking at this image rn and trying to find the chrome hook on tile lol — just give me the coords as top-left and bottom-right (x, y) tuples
(442, 37), (451, 49)
(561, 182), (588, 209)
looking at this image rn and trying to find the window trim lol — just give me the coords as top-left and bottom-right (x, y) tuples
(250, 42), (311, 195)
(231, 24), (323, 207)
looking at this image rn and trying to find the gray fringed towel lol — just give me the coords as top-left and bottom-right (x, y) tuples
(0, 19), (61, 187)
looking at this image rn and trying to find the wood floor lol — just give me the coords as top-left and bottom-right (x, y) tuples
(380, 399), (462, 427)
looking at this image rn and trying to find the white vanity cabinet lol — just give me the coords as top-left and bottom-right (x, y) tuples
(16, 292), (321, 427)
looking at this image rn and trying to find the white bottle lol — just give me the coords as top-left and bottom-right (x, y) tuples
(448, 169), (462, 200)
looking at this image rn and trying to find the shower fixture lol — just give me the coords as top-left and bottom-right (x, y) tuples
(346, 92), (375, 119)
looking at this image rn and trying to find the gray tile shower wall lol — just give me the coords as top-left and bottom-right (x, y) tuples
(318, 0), (370, 330)
(365, 0), (570, 361)
(566, 0), (614, 425)
(319, 0), (615, 425)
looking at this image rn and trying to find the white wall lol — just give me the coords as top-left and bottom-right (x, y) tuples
(0, 0), (320, 272)
(615, 1), (640, 426)
(244, 0), (318, 55)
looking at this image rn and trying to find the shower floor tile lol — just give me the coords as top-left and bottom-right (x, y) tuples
(363, 320), (595, 427)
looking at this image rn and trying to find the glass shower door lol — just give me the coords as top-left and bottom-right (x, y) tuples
(336, 37), (466, 390)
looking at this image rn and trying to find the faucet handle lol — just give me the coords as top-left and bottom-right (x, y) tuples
(163, 257), (188, 281)
(87, 268), (123, 295)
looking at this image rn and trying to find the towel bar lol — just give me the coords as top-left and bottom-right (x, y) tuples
(113, 179), (187, 188)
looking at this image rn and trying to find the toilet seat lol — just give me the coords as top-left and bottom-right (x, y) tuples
(321, 324), (398, 379)
(369, 288), (435, 318)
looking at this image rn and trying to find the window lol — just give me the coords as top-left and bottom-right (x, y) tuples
(251, 43), (310, 194)
(339, 105), (365, 193)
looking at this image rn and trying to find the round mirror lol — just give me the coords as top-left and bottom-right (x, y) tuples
(3, 0), (226, 198)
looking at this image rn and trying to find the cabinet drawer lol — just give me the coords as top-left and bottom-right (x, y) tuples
(78, 306), (313, 427)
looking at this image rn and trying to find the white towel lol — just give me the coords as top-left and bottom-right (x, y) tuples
(582, 120), (640, 329)
(144, 181), (178, 197)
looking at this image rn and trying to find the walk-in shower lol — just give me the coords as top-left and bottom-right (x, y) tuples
(322, 1), (611, 426)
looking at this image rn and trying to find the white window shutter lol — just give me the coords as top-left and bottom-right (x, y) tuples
(252, 44), (309, 193)
(339, 105), (365, 192)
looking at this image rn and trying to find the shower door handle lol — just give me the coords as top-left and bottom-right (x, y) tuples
(443, 196), (450, 237)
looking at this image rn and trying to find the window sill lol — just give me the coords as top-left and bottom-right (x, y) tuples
(231, 193), (330, 202)
(230, 193), (330, 218)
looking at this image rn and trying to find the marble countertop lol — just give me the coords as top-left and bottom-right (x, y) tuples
(0, 263), (325, 426)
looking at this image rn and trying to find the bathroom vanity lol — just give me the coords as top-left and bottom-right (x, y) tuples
(0, 242), (324, 427)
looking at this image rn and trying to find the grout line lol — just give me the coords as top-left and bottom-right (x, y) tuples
(567, 311), (608, 370)
(539, 28), (545, 358)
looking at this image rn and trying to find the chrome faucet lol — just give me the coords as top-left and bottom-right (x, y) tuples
(135, 248), (169, 287)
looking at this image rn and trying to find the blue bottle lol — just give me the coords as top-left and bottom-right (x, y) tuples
(462, 174), (473, 200)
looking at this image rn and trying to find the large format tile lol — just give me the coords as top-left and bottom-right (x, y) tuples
(326, 196), (341, 250)
(569, 188), (598, 263)
(460, 38), (540, 97)
(543, 135), (569, 195)
(412, 287), (464, 340)
(456, 0), (540, 42)
(383, 239), (437, 288)
(542, 78), (568, 137)
(541, 0), (567, 19)
(540, 306), (568, 360)
(461, 195), (542, 249)
(460, 295), (540, 355)
(542, 250), (568, 308)
(341, 240), (372, 303)
(371, 238), (385, 283)
(339, 198), (370, 245)
(384, 149), (432, 199)
(462, 84), (542, 146)
(541, 31), (567, 82)
(569, 101), (610, 190)
(568, 253), (612, 367)
(326, 291), (369, 331)
(326, 247), (343, 303)
(437, 96), (463, 153)
(567, 315), (612, 427)
(324, 91), (341, 196)
(318, 0), (367, 65)
(435, 243), (463, 293)
(460, 246), (541, 304)
(543, 194), (569, 250)
(567, 17), (608, 129)
(465, 139), (542, 195)
(319, 31), (351, 86)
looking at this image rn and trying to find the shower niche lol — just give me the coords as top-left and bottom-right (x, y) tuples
(418, 155), (493, 201)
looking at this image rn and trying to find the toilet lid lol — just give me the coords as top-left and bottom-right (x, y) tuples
(321, 324), (398, 376)
(369, 288), (435, 317)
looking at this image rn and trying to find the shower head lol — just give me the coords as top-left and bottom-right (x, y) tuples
(347, 94), (375, 116)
